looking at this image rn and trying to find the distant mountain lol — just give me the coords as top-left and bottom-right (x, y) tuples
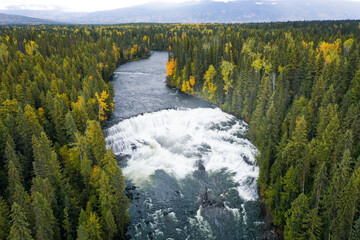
(0, 0), (360, 24)
(0, 12), (60, 25)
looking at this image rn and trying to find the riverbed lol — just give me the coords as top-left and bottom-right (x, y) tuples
(105, 51), (266, 239)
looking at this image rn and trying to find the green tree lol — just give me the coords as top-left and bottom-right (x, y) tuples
(5, 139), (23, 201)
(331, 168), (360, 239)
(350, 217), (360, 240)
(284, 193), (309, 240)
(283, 116), (308, 166)
(278, 166), (299, 226)
(65, 112), (77, 144)
(302, 207), (322, 240)
(86, 212), (102, 240)
(0, 196), (10, 239)
(9, 202), (33, 240)
(84, 121), (106, 165)
(311, 161), (327, 208)
(33, 191), (56, 240)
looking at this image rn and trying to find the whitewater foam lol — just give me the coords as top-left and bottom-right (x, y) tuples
(105, 108), (259, 201)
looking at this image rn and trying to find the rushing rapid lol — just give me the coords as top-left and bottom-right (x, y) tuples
(105, 52), (266, 239)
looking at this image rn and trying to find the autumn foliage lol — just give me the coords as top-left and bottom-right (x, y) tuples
(166, 58), (176, 77)
(96, 91), (110, 122)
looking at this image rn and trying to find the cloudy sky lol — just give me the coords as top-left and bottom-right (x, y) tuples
(0, 0), (359, 12)
(0, 0), (199, 12)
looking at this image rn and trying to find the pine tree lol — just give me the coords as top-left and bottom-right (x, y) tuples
(302, 207), (322, 240)
(86, 212), (102, 240)
(84, 120), (106, 165)
(9, 202), (33, 240)
(65, 112), (77, 144)
(52, 95), (67, 145)
(284, 193), (309, 240)
(350, 217), (360, 240)
(283, 116), (308, 166)
(331, 168), (360, 239)
(76, 209), (88, 240)
(5, 139), (23, 201)
(103, 210), (116, 239)
(279, 166), (299, 226)
(33, 191), (56, 240)
(0, 119), (10, 193)
(315, 104), (341, 166)
(323, 149), (353, 237)
(250, 75), (273, 149)
(311, 161), (327, 208)
(0, 196), (10, 239)
(32, 132), (62, 181)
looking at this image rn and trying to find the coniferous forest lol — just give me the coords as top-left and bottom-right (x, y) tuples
(166, 21), (360, 239)
(0, 21), (359, 239)
(0, 25), (166, 240)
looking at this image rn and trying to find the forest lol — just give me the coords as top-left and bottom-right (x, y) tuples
(0, 21), (359, 239)
(166, 21), (360, 239)
(0, 24), (171, 240)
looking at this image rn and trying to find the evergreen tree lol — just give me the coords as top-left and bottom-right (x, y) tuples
(84, 121), (106, 165)
(350, 216), (360, 240)
(33, 191), (56, 240)
(86, 212), (102, 240)
(5, 139), (23, 201)
(302, 207), (322, 240)
(284, 193), (309, 240)
(9, 202), (33, 240)
(0, 196), (10, 239)
(283, 116), (308, 166)
(331, 168), (360, 239)
(65, 112), (77, 144)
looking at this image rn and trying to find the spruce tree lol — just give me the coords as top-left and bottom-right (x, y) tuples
(0, 196), (10, 239)
(284, 193), (309, 240)
(9, 202), (33, 240)
(33, 191), (56, 240)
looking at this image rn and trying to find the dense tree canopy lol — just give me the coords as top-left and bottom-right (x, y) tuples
(0, 21), (359, 239)
(165, 20), (360, 239)
(0, 24), (167, 240)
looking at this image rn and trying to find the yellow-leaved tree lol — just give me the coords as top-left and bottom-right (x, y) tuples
(221, 61), (234, 95)
(202, 65), (217, 103)
(95, 91), (109, 123)
(25, 40), (38, 55)
(166, 58), (176, 77)
(181, 76), (195, 94)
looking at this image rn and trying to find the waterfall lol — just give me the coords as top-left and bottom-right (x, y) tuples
(105, 107), (259, 201)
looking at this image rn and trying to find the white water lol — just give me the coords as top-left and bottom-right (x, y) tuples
(105, 107), (259, 201)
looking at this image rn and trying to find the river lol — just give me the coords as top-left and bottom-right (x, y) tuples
(104, 52), (267, 239)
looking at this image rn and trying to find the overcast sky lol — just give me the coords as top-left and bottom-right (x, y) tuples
(0, 0), (359, 12)
(0, 0), (199, 12)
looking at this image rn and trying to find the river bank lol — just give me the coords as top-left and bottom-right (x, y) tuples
(105, 51), (269, 239)
(165, 66), (284, 240)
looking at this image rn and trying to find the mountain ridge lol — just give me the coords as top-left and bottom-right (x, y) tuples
(0, 0), (359, 24)
(0, 12), (61, 25)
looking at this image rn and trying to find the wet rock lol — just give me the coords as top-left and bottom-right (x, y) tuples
(200, 188), (225, 208)
(198, 162), (206, 171)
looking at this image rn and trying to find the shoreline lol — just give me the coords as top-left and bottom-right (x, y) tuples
(166, 78), (284, 240)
